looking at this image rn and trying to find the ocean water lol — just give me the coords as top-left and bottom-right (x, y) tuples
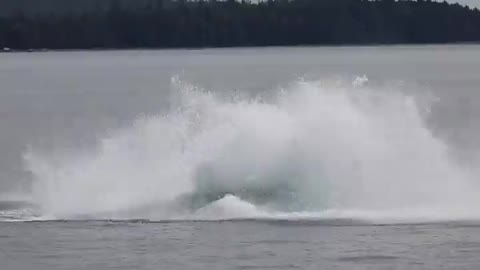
(1, 45), (480, 269)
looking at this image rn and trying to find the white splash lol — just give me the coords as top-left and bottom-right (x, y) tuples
(22, 77), (480, 223)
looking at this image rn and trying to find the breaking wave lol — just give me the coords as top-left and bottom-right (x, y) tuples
(16, 76), (480, 224)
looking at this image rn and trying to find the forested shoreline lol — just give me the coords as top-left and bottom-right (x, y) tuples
(1, 0), (480, 50)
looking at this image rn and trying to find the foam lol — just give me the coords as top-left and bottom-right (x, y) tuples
(19, 77), (480, 223)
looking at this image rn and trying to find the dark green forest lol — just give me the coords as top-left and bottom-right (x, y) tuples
(0, 0), (479, 50)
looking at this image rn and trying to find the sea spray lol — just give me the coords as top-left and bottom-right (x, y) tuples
(23, 77), (480, 222)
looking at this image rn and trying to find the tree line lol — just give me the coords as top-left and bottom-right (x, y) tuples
(0, 0), (479, 50)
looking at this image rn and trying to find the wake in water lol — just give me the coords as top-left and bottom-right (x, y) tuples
(15, 76), (480, 224)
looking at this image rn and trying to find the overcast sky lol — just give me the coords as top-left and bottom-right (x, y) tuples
(448, 0), (479, 8)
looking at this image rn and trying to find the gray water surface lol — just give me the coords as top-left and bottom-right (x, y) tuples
(2, 221), (480, 270)
(1, 45), (480, 269)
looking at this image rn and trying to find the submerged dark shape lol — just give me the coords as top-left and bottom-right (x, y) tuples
(175, 183), (299, 212)
(173, 164), (309, 212)
(0, 0), (479, 50)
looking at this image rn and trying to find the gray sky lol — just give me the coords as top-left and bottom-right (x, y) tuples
(448, 0), (479, 8)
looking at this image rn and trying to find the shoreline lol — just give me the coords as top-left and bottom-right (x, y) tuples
(2, 42), (480, 54)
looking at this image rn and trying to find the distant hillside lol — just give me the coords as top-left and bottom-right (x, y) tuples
(0, 0), (479, 50)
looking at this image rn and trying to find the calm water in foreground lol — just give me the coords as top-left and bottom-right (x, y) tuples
(1, 46), (480, 269)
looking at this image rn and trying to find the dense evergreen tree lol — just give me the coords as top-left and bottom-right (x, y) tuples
(0, 0), (479, 50)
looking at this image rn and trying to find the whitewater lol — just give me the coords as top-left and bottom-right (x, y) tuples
(9, 76), (480, 224)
